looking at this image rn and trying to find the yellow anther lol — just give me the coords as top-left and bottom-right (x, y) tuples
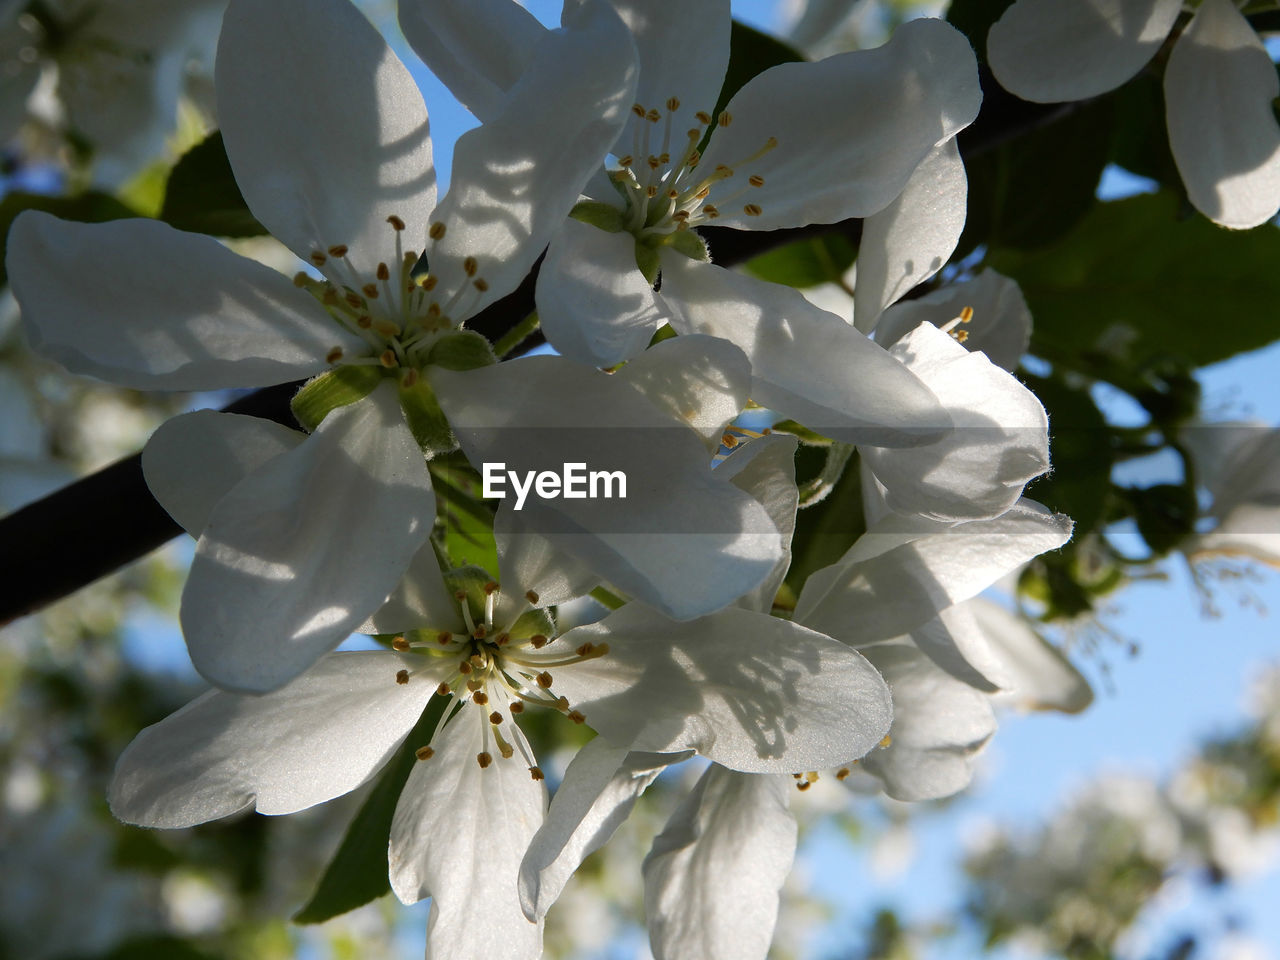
(420, 274), (439, 291)
(474, 624), (488, 639)
(345, 291), (364, 308)
(618, 154), (634, 167)
(402, 368), (419, 388)
(416, 745), (434, 760)
(722, 432), (739, 448)
(568, 710), (586, 724)
(356, 315), (373, 329)
(429, 221), (447, 240)
(325, 347), (344, 364)
(327, 244), (348, 257)
(537, 671), (553, 688)
(495, 633), (510, 646)
(361, 283), (379, 299)
(396, 669), (410, 685)
(525, 589), (540, 604)
(672, 210), (690, 222)
(748, 175), (764, 187)
(695, 110), (712, 125)
(322, 288), (340, 306)
(510, 701), (525, 714)
(836, 767), (851, 780)
(292, 271), (309, 287)
(459, 660), (473, 675)
(743, 204), (763, 216)
(703, 205), (720, 218)
(392, 636), (410, 651)
(489, 711), (503, 725)
(666, 96), (680, 111)
(953, 329), (970, 343)
(668, 189), (680, 200)
(309, 251), (327, 266)
(658, 152), (670, 164)
(437, 631), (453, 645)
(646, 108), (660, 122)
(372, 319), (400, 338)
(879, 734), (892, 749)
(530, 766), (545, 781)
(463, 256), (478, 276)
(436, 681), (450, 696)
(960, 305), (974, 323)
(379, 350), (397, 368)
(530, 634), (548, 649)
(467, 678), (482, 692)
(386, 214), (406, 231)
(575, 642), (595, 657)
(477, 752), (492, 769)
(474, 278), (489, 292)
(797, 780), (811, 791)
(648, 155), (661, 170)
(717, 110), (732, 127)
(473, 691), (489, 705)
(646, 185), (659, 198)
(687, 149), (701, 167)
(631, 103), (646, 118)
(376, 262), (390, 281)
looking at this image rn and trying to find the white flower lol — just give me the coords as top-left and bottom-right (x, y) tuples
(0, 0), (227, 186)
(8, 0), (639, 693)
(987, 0), (1280, 229)
(401, 0), (983, 448)
(110, 482), (891, 960)
(1182, 420), (1280, 567)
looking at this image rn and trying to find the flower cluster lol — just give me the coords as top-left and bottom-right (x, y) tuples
(5, 0), (1094, 958)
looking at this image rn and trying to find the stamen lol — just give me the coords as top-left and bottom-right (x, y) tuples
(717, 110), (732, 127)
(530, 635), (548, 649)
(836, 767), (851, 780)
(396, 669), (410, 684)
(473, 278), (489, 292)
(386, 215), (405, 231)
(567, 710), (586, 724)
(325, 347), (344, 364)
(437, 631), (454, 645)
(525, 590), (540, 605)
(463, 256), (478, 276)
(473, 691), (489, 706)
(536, 671), (553, 688)
(477, 752), (492, 768)
(631, 103), (647, 118)
(309, 251), (327, 266)
(510, 701), (524, 714)
(695, 110), (712, 125)
(665, 96), (680, 111)
(356, 315), (373, 328)
(392, 636), (410, 651)
(327, 245), (349, 257)
(489, 711), (503, 725)
(743, 204), (763, 216)
(646, 108), (660, 123)
(436, 681), (450, 696)
(379, 350), (397, 368)
(530, 766), (545, 781)
(429, 222), (446, 240)
(879, 734), (892, 748)
(416, 745), (434, 760)
(361, 283), (379, 299)
(748, 175), (764, 187)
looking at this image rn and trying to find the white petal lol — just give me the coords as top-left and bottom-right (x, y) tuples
(431, 356), (781, 620)
(550, 604), (893, 772)
(519, 738), (690, 920)
(659, 257), (951, 447)
(859, 641), (996, 801)
(795, 500), (1073, 645)
(873, 270), (1032, 373)
(854, 139), (968, 333)
(494, 503), (599, 618)
(715, 434), (800, 614)
(861, 322), (1049, 521)
(389, 708), (546, 960)
(603, 0), (731, 158)
(216, 0), (436, 275)
(1165, 0), (1280, 229)
(987, 0), (1180, 102)
(358, 543), (467, 636)
(970, 598), (1094, 713)
(614, 334), (752, 454)
(536, 220), (668, 367)
(644, 767), (796, 960)
(399, 0), (547, 121)
(696, 18), (981, 230)
(109, 652), (439, 827)
(9, 212), (358, 390)
(142, 411), (304, 537)
(182, 385), (435, 693)
(428, 3), (638, 318)
(910, 602), (1013, 693)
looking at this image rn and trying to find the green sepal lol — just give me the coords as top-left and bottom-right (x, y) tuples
(770, 419), (833, 446)
(635, 237), (662, 285)
(442, 564), (498, 624)
(570, 200), (627, 233)
(664, 228), (710, 262)
(423, 330), (497, 371)
(398, 372), (457, 457)
(291, 364), (386, 432)
(509, 607), (556, 640)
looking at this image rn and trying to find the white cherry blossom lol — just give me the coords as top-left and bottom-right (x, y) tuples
(8, 0), (638, 693)
(987, 0), (1280, 228)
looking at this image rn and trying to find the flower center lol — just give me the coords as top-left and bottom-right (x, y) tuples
(609, 98), (778, 240)
(294, 215), (492, 376)
(393, 578), (608, 775)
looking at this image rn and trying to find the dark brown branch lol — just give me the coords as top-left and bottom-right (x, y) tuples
(0, 67), (1061, 622)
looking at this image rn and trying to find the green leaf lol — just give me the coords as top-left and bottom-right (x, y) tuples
(291, 365), (387, 432)
(430, 451), (499, 572)
(1021, 374), (1113, 539)
(990, 192), (1280, 373)
(786, 446), (865, 594)
(64, 936), (221, 960)
(294, 695), (451, 924)
(0, 190), (137, 288)
(1108, 72), (1180, 191)
(1124, 481), (1198, 556)
(160, 131), (266, 238)
(960, 96), (1113, 254)
(713, 20), (805, 121)
(744, 234), (856, 288)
